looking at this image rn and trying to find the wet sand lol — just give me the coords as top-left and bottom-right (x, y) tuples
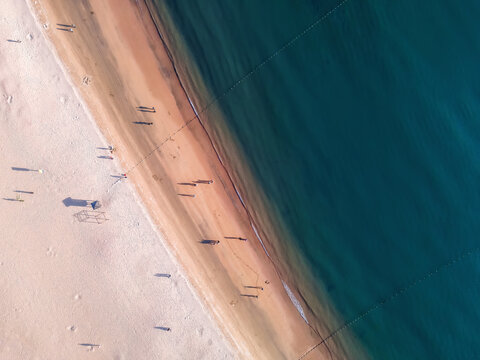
(24, 0), (332, 358)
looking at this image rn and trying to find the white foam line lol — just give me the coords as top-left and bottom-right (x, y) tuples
(250, 222), (270, 257)
(282, 280), (308, 324)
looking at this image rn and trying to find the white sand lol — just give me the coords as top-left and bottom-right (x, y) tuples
(0, 1), (235, 358)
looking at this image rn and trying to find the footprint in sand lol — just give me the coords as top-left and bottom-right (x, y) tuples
(74, 294), (82, 301)
(82, 76), (91, 85)
(46, 247), (56, 257)
(4, 95), (13, 104)
(59, 96), (68, 105)
(67, 325), (77, 332)
(152, 174), (162, 183)
(26, 33), (33, 40)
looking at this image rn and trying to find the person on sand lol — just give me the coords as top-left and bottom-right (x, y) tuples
(90, 200), (100, 210)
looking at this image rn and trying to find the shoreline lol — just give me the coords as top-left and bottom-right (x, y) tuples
(144, 3), (352, 354)
(29, 0), (334, 358)
(142, 0), (310, 325)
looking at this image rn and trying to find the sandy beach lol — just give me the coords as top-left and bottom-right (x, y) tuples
(0, 1), (235, 359)
(2, 0), (332, 358)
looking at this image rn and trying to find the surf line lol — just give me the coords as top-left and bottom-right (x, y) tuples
(140, 0), (333, 347)
(297, 246), (480, 360)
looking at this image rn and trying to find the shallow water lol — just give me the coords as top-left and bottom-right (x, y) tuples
(151, 0), (480, 358)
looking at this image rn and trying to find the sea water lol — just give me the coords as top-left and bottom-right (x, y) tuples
(151, 0), (480, 358)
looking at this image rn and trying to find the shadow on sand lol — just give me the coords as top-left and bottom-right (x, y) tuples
(177, 182), (197, 187)
(78, 343), (100, 348)
(224, 236), (247, 241)
(14, 190), (34, 194)
(63, 197), (89, 207)
(244, 285), (264, 290)
(154, 273), (171, 278)
(73, 210), (108, 224)
(199, 240), (220, 245)
(11, 167), (34, 171)
(240, 294), (258, 298)
(177, 193), (195, 198)
(154, 326), (171, 331)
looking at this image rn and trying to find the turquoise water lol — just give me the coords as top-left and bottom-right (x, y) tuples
(151, 0), (480, 358)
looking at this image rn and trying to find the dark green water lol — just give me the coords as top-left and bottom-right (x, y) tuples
(151, 0), (480, 358)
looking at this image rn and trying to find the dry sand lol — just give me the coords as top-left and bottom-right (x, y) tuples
(1, 0), (334, 358)
(0, 1), (234, 359)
